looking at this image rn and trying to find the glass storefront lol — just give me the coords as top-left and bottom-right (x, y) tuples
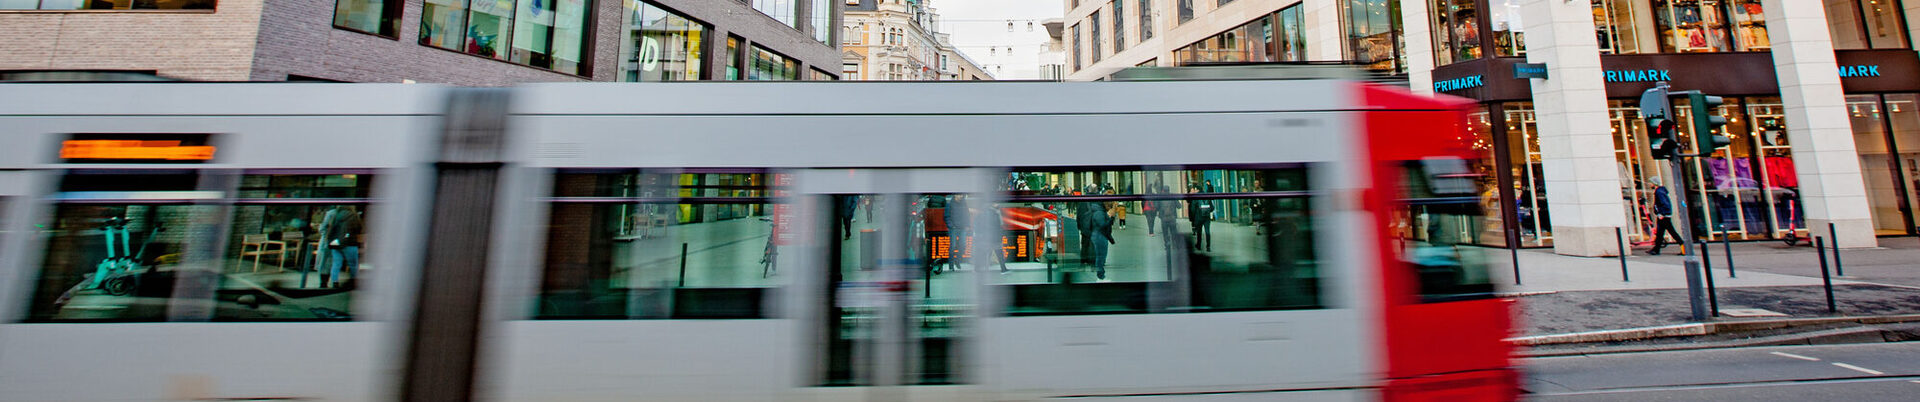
(1501, 103), (1552, 246)
(1489, 0), (1525, 57)
(622, 1), (706, 82)
(1345, 0), (1406, 73)
(1850, 93), (1920, 235)
(1604, 96), (1804, 242)
(1172, 5), (1310, 65)
(1827, 0), (1912, 50)
(1590, 0), (1770, 54)
(418, 0), (592, 75)
(1430, 0), (1480, 65)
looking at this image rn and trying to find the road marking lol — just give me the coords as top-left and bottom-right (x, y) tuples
(1769, 351), (1821, 361)
(1833, 363), (1886, 376)
(1910, 380), (1920, 384)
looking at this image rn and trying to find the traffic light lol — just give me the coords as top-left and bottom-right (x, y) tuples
(1639, 85), (1681, 160)
(1680, 91), (1732, 153)
(1647, 117), (1681, 160)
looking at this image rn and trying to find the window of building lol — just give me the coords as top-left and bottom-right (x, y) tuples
(812, 0), (834, 44)
(25, 172), (373, 322)
(1092, 12), (1104, 62)
(1071, 23), (1082, 72)
(1174, 15), (1271, 65)
(1594, 0), (1769, 54)
(1827, 0), (1910, 50)
(811, 68), (836, 80)
(1113, 1), (1126, 52)
(1345, 0), (1405, 73)
(752, 0), (801, 28)
(995, 167), (1323, 315)
(1218, 0), (1233, 5)
(417, 0), (592, 75)
(1275, 3), (1307, 61)
(1488, 0), (1524, 57)
(727, 36), (744, 80)
(2, 0), (214, 9)
(748, 45), (800, 80)
(1848, 93), (1920, 235)
(623, 1), (706, 82)
(536, 171), (783, 319)
(334, 0), (402, 37)
(1429, 0), (1479, 65)
(1178, 0), (1194, 23)
(1139, 0), (1155, 42)
(843, 62), (860, 79)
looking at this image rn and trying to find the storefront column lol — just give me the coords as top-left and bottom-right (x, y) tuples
(1401, 0), (1437, 95)
(1907, 0), (1920, 50)
(1304, 0), (1346, 62)
(1518, 0), (1626, 257)
(1764, 0), (1878, 248)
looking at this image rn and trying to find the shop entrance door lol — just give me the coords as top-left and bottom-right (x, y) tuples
(795, 169), (993, 399)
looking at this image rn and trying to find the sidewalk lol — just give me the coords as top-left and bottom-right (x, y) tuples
(1498, 237), (1920, 337)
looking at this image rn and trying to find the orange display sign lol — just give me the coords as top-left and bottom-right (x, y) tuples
(60, 140), (215, 161)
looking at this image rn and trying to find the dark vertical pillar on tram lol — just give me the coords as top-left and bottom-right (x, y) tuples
(401, 88), (511, 402)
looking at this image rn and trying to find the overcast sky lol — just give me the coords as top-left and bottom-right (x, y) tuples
(928, 0), (1063, 80)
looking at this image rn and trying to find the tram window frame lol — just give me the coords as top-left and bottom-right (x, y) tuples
(534, 169), (785, 320)
(993, 165), (1325, 316)
(23, 170), (378, 323)
(1395, 159), (1498, 303)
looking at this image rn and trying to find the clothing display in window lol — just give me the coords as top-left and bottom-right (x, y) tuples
(1707, 158), (1759, 189)
(1764, 156), (1797, 188)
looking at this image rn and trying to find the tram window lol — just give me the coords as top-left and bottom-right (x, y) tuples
(1397, 159), (1496, 302)
(219, 174), (374, 320)
(996, 167), (1321, 315)
(23, 173), (376, 322)
(536, 171), (783, 319)
(27, 204), (221, 322)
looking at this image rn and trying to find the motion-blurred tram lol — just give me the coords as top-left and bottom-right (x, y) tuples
(0, 79), (1514, 401)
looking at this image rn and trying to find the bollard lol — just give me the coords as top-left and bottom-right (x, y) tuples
(1829, 222), (1846, 277)
(1700, 241), (1719, 317)
(1816, 237), (1837, 313)
(1510, 245), (1522, 286)
(678, 242), (690, 288)
(1616, 227), (1630, 282)
(1722, 234), (1736, 278)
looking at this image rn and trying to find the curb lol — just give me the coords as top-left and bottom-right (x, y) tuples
(1508, 313), (1920, 346)
(1520, 326), (1898, 358)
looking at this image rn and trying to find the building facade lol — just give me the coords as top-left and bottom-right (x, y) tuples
(841, 0), (990, 80)
(0, 0), (842, 84)
(1063, 0), (1920, 256)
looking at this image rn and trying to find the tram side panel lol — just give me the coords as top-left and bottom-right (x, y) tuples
(0, 86), (441, 402)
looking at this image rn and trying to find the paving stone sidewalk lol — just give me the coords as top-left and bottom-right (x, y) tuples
(1488, 238), (1920, 336)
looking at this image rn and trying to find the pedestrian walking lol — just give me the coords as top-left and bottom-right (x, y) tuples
(1647, 178), (1683, 255)
(1186, 185), (1213, 252)
(1086, 200), (1114, 280)
(1112, 197), (1128, 230)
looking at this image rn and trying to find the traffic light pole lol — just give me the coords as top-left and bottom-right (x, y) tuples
(1644, 82), (1711, 322)
(1664, 157), (1710, 322)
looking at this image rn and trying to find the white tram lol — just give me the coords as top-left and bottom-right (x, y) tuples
(0, 81), (1513, 401)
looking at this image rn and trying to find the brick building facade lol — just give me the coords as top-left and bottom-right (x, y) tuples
(0, 0), (841, 84)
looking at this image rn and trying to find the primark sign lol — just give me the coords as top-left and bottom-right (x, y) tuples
(1433, 75), (1485, 92)
(1605, 69), (1671, 83)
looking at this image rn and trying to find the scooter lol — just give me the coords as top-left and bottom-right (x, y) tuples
(85, 217), (161, 296)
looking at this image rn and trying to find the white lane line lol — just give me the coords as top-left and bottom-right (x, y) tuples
(1769, 351), (1821, 361)
(1833, 363), (1886, 376)
(1910, 380), (1920, 384)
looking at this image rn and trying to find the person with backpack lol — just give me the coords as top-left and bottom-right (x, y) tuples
(1186, 185), (1213, 252)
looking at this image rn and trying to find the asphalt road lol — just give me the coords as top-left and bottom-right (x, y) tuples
(1524, 342), (1920, 401)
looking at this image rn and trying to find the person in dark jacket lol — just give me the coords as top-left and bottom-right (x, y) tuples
(1085, 201), (1114, 280)
(320, 205), (364, 288)
(837, 195), (860, 240)
(943, 194), (968, 272)
(1647, 178), (1683, 255)
(1186, 185), (1213, 252)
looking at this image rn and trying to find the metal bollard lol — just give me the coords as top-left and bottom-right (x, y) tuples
(678, 242), (690, 288)
(1829, 222), (1846, 277)
(1616, 227), (1630, 282)
(1700, 241), (1719, 317)
(1816, 237), (1837, 313)
(1722, 234), (1736, 278)
(1510, 245), (1522, 286)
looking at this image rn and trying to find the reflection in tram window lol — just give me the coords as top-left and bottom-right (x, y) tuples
(220, 174), (374, 321)
(995, 167), (1321, 315)
(1397, 160), (1495, 302)
(537, 171), (782, 319)
(29, 204), (220, 321)
(26, 173), (377, 322)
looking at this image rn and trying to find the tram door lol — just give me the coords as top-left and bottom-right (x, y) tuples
(796, 169), (995, 398)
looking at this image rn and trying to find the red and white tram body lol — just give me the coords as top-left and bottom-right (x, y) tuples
(0, 80), (1513, 401)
